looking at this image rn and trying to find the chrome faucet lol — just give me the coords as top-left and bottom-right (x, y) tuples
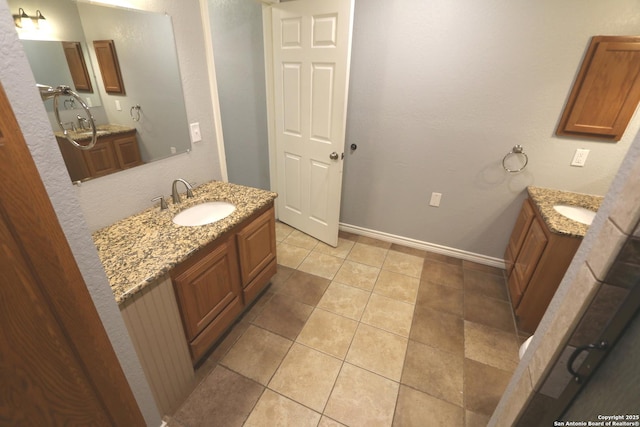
(171, 179), (194, 204)
(77, 114), (89, 130)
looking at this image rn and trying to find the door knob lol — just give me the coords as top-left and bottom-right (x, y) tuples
(329, 152), (339, 160)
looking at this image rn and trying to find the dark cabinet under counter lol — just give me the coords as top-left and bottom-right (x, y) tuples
(505, 198), (583, 334)
(171, 204), (277, 364)
(56, 129), (143, 181)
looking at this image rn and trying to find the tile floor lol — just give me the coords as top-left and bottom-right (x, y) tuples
(167, 223), (522, 427)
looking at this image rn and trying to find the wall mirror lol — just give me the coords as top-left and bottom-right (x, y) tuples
(13, 0), (191, 181)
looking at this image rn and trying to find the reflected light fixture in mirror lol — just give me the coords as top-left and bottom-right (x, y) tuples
(13, 8), (48, 31)
(13, 7), (33, 29)
(34, 10), (49, 31)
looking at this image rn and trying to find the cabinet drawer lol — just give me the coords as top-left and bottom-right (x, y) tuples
(236, 207), (276, 287)
(188, 294), (243, 363)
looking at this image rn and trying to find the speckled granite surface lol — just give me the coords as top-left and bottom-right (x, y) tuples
(93, 181), (277, 304)
(527, 186), (603, 237)
(55, 124), (135, 141)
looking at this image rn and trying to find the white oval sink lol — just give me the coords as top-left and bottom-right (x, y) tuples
(553, 204), (596, 225)
(172, 201), (236, 226)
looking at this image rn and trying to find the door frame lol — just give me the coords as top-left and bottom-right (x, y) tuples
(199, 0), (229, 183)
(262, 2), (280, 212)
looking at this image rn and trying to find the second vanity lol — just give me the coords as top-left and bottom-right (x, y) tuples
(505, 187), (603, 334)
(56, 124), (143, 181)
(93, 180), (277, 415)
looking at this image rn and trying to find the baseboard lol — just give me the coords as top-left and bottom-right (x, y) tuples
(339, 222), (506, 270)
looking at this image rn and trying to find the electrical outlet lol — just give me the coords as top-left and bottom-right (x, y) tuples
(189, 122), (202, 143)
(571, 149), (590, 167)
(115, 100), (121, 111)
(430, 192), (442, 207)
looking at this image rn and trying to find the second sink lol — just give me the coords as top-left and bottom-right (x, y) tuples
(173, 201), (236, 226)
(553, 204), (597, 225)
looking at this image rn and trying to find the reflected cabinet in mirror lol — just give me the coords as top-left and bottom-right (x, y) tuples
(14, 0), (191, 182)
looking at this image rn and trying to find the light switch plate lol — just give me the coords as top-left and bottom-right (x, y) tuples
(429, 192), (442, 207)
(190, 122), (202, 143)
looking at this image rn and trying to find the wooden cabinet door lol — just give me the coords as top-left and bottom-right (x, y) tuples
(93, 40), (126, 94)
(237, 206), (277, 304)
(173, 237), (241, 341)
(62, 41), (93, 92)
(56, 137), (90, 181)
(83, 138), (119, 178)
(505, 199), (535, 277)
(511, 218), (548, 308)
(557, 36), (640, 141)
(237, 207), (276, 286)
(113, 132), (143, 169)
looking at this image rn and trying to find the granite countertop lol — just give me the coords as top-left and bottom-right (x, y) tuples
(93, 181), (277, 304)
(527, 186), (603, 237)
(55, 124), (135, 141)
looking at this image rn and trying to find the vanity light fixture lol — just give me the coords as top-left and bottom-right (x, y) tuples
(13, 8), (32, 29)
(13, 8), (47, 30)
(34, 10), (49, 30)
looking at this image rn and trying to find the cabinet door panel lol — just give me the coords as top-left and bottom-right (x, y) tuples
(513, 218), (548, 298)
(113, 133), (143, 169)
(93, 40), (126, 94)
(237, 207), (276, 286)
(62, 41), (93, 92)
(83, 139), (119, 177)
(505, 199), (535, 277)
(173, 238), (241, 341)
(557, 36), (640, 141)
(566, 41), (640, 137)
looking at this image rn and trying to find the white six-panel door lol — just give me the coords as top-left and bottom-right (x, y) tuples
(271, 0), (354, 247)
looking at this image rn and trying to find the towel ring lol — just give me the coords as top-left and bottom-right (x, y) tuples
(38, 84), (98, 150)
(130, 104), (141, 122)
(502, 145), (528, 173)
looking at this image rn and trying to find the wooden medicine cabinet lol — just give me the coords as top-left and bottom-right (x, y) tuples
(93, 40), (126, 94)
(557, 35), (640, 142)
(62, 41), (93, 93)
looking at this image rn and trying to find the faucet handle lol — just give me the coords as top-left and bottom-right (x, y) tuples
(151, 195), (168, 210)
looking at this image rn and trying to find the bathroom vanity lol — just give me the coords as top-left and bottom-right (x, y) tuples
(93, 181), (277, 415)
(55, 124), (143, 181)
(505, 187), (602, 333)
(171, 204), (276, 363)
